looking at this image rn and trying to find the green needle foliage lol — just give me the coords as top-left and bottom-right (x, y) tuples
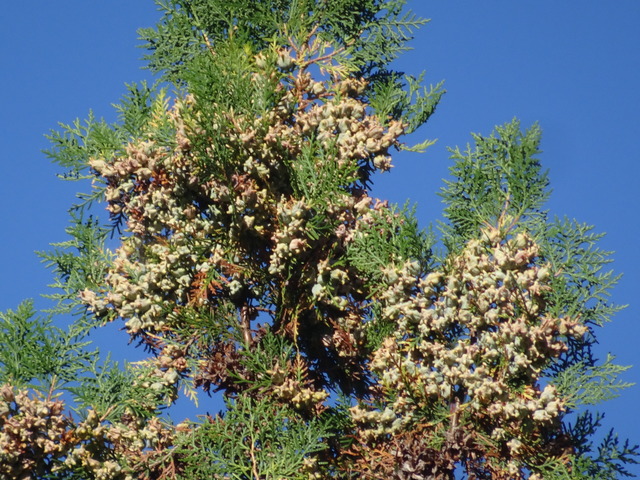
(440, 120), (550, 252)
(0, 301), (93, 391)
(175, 396), (328, 479)
(0, 1), (636, 479)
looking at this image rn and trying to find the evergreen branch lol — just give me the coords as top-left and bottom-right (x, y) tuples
(0, 300), (95, 392)
(440, 119), (550, 250)
(554, 354), (633, 409)
(37, 213), (112, 322)
(542, 217), (625, 327)
(44, 112), (122, 180)
(347, 201), (433, 285)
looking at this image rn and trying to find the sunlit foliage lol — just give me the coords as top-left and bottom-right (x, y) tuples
(1, 1), (636, 479)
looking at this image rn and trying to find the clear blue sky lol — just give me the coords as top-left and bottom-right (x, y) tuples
(1, 1), (639, 469)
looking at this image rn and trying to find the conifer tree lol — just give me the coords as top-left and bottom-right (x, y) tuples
(1, 1), (637, 479)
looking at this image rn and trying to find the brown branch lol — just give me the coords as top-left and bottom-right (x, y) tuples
(249, 433), (261, 480)
(240, 304), (254, 346)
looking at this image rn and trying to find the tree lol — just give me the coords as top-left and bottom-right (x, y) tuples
(0, 0), (637, 478)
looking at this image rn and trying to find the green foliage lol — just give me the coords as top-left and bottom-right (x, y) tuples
(37, 214), (111, 322)
(140, 0), (443, 135)
(140, 0), (291, 83)
(44, 112), (119, 182)
(554, 354), (634, 409)
(336, 0), (427, 74)
(140, 0), (426, 81)
(230, 330), (296, 392)
(540, 412), (640, 479)
(1, 1), (636, 479)
(542, 217), (624, 328)
(0, 300), (93, 391)
(440, 119), (550, 251)
(370, 73), (444, 136)
(436, 120), (636, 478)
(174, 395), (327, 479)
(115, 81), (158, 139)
(68, 357), (164, 420)
(348, 201), (433, 284)
(290, 141), (361, 205)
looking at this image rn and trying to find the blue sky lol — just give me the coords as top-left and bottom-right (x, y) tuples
(1, 1), (639, 469)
